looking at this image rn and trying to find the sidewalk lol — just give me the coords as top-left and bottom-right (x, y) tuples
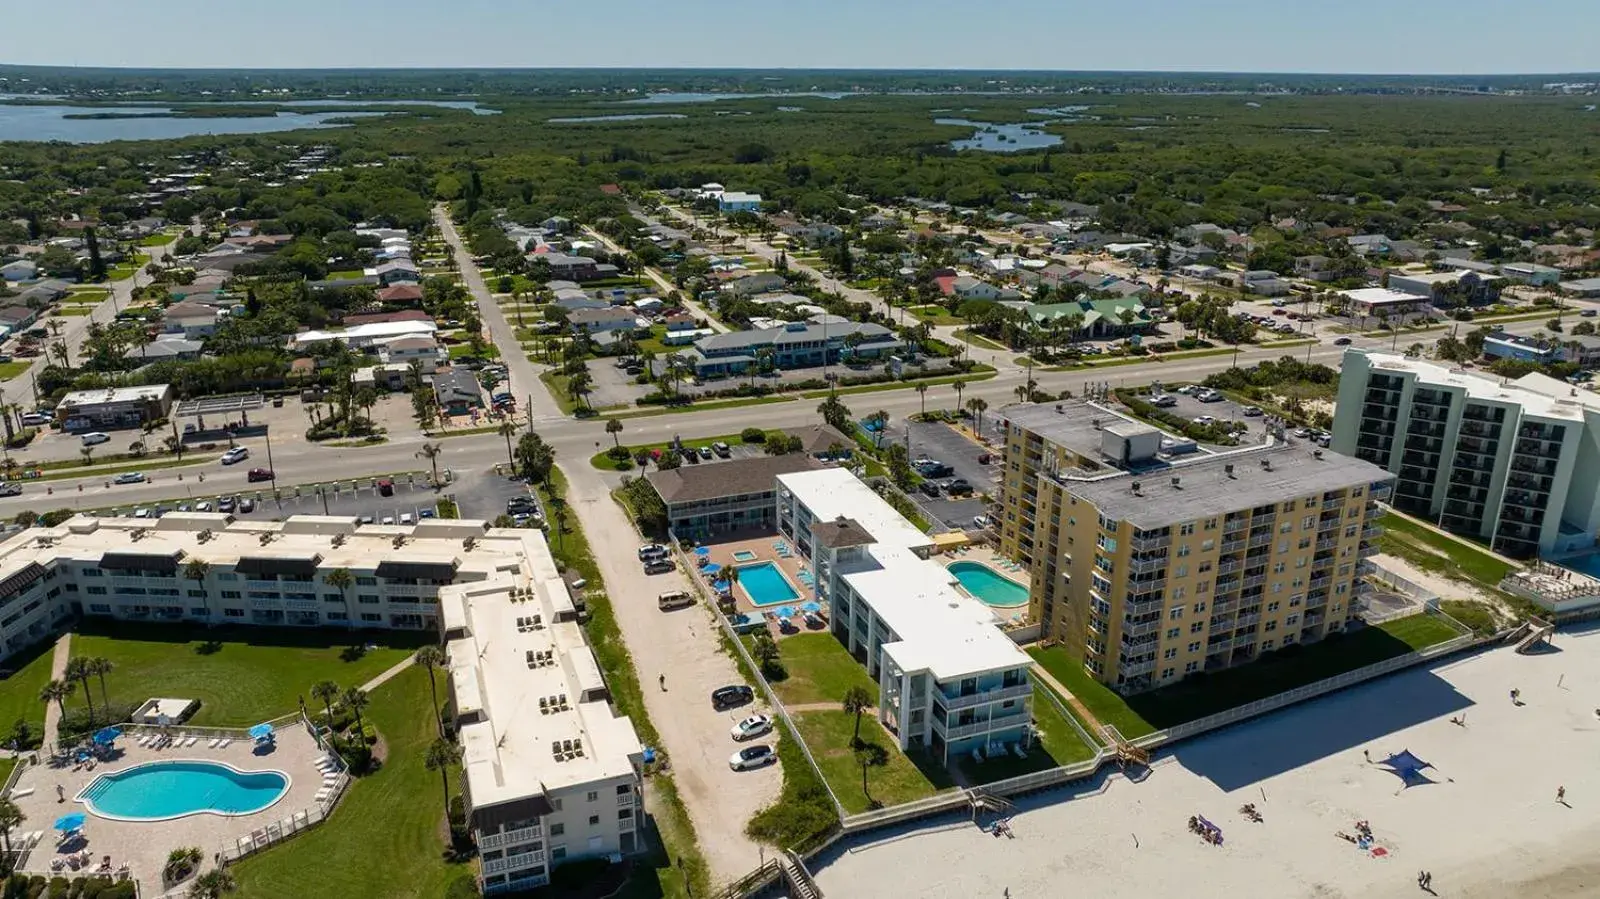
(359, 652), (418, 694)
(1030, 664), (1106, 738)
(40, 633), (72, 748)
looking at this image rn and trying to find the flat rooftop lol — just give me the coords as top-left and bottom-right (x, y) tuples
(1000, 401), (1164, 464)
(1062, 444), (1392, 530)
(1358, 350), (1589, 423)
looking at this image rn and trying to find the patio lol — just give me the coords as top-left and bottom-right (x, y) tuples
(7, 719), (338, 891)
(689, 530), (829, 640)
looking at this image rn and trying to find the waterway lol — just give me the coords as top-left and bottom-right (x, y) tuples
(935, 118), (1062, 152)
(548, 113), (688, 123)
(0, 98), (494, 144)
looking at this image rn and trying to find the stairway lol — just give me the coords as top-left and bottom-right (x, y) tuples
(967, 787), (1018, 817)
(1516, 622), (1555, 654)
(781, 850), (823, 899)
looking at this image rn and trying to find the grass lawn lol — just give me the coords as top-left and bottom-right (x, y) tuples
(907, 305), (964, 326)
(763, 633), (877, 708)
(0, 361), (30, 380)
(1030, 614), (1464, 739)
(447, 342), (500, 360)
(793, 710), (954, 814)
(71, 622), (426, 727)
(588, 431), (752, 470)
(232, 668), (472, 899)
(106, 265), (137, 282)
(326, 269), (367, 281)
(954, 686), (1096, 784)
(53, 307), (93, 316)
(0, 639), (63, 739)
(67, 288), (111, 303)
(137, 233), (178, 246)
(1378, 513), (1515, 586)
(952, 329), (1007, 351)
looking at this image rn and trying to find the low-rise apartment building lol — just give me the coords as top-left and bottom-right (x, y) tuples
(1331, 350), (1600, 558)
(687, 321), (903, 378)
(0, 513), (642, 894)
(997, 401), (1391, 694)
(777, 469), (1035, 764)
(646, 455), (823, 539)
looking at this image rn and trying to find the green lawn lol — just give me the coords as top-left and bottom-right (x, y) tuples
(71, 622), (425, 727)
(907, 305), (964, 326)
(0, 361), (30, 380)
(106, 265), (137, 282)
(793, 710), (954, 814)
(1378, 513), (1515, 585)
(53, 307), (93, 316)
(326, 269), (367, 281)
(0, 639), (63, 740)
(952, 329), (1007, 351)
(67, 289), (111, 304)
(233, 668), (473, 899)
(1030, 614), (1464, 739)
(447, 342), (500, 360)
(763, 633), (877, 708)
(137, 233), (178, 247)
(954, 686), (1096, 784)
(588, 431), (750, 470)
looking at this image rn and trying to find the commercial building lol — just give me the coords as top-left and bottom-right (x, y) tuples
(997, 401), (1391, 694)
(647, 455), (822, 539)
(1388, 270), (1500, 306)
(777, 468), (1035, 763)
(717, 192), (763, 213)
(1499, 262), (1563, 286)
(57, 384), (174, 432)
(1340, 287), (1429, 317)
(0, 513), (642, 895)
(1332, 350), (1600, 558)
(1482, 331), (1561, 364)
(687, 321), (904, 378)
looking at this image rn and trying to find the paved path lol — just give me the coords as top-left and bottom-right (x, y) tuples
(580, 225), (728, 333)
(40, 633), (72, 749)
(358, 651), (419, 694)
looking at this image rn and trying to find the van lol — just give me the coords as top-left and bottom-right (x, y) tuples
(657, 591), (695, 611)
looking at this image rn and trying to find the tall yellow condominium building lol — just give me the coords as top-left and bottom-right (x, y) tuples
(997, 401), (1393, 695)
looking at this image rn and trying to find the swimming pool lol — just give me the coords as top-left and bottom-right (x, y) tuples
(731, 550), (759, 563)
(77, 760), (290, 821)
(949, 561), (1031, 608)
(737, 561), (801, 607)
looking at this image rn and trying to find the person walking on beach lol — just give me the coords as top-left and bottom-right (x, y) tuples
(1423, 871), (1433, 889)
(1510, 687), (1521, 704)
(1363, 749), (1371, 763)
(1557, 786), (1567, 803)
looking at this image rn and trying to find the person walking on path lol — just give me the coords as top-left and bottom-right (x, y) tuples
(1511, 687), (1521, 705)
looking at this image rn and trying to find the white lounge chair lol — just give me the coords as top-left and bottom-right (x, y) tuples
(10, 786), (34, 799)
(216, 738), (231, 749)
(313, 788), (330, 801)
(186, 736), (200, 748)
(136, 734), (152, 747)
(207, 738), (221, 749)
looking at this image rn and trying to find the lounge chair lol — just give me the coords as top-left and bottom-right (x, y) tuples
(183, 736), (198, 748)
(1011, 743), (1027, 760)
(135, 734), (150, 747)
(971, 748), (984, 764)
(313, 788), (331, 801)
(218, 738), (231, 749)
(208, 738), (222, 749)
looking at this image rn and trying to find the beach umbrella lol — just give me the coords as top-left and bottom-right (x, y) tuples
(693, 546), (710, 556)
(54, 813), (86, 832)
(702, 563), (721, 574)
(801, 602), (822, 613)
(248, 723), (273, 741)
(778, 605), (796, 619)
(642, 747), (657, 764)
(92, 726), (121, 745)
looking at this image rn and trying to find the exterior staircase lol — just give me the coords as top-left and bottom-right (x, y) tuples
(781, 850), (823, 899)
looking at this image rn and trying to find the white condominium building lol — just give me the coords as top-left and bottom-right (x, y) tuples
(776, 469), (1035, 766)
(0, 513), (643, 894)
(1332, 349), (1600, 558)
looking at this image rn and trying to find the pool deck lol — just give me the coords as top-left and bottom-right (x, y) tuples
(938, 545), (1033, 625)
(692, 531), (826, 639)
(9, 721), (332, 888)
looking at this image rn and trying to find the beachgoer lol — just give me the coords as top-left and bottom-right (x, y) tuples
(1558, 786), (1566, 803)
(1424, 872), (1433, 889)
(1363, 749), (1371, 762)
(659, 674), (666, 691)
(55, 783), (63, 803)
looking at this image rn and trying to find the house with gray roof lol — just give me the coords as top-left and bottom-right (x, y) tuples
(567, 307), (641, 335)
(646, 455), (823, 539)
(687, 321), (904, 378)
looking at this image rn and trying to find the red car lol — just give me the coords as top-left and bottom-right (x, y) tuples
(247, 468), (274, 483)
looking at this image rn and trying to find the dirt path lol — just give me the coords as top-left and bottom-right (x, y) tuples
(41, 633), (72, 749)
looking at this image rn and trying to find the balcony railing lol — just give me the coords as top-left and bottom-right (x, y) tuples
(477, 824), (544, 852)
(938, 709), (1032, 741)
(482, 848), (547, 877)
(1121, 618), (1162, 638)
(938, 682), (1033, 711)
(1130, 533), (1171, 551)
(1116, 657), (1157, 678)
(1219, 539), (1247, 554)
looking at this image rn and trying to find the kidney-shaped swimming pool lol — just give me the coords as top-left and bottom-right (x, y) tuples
(77, 760), (290, 821)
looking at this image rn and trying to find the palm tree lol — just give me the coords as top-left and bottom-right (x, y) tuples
(188, 868), (236, 899)
(324, 568), (354, 628)
(183, 558), (212, 624)
(853, 743), (887, 808)
(952, 378), (968, 414)
(89, 658), (113, 715)
(915, 383), (928, 418)
(414, 646), (448, 736)
(497, 421), (518, 470)
(0, 798), (21, 855)
(39, 679), (73, 722)
(342, 687), (370, 738)
(311, 680), (341, 729)
(79, 446), (94, 467)
(416, 442), (442, 486)
(65, 657), (94, 725)
(842, 685), (873, 746)
(605, 418), (625, 450)
(966, 397), (989, 436)
(424, 738), (463, 820)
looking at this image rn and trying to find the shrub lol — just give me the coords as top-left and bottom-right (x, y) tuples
(4, 428), (36, 449)
(740, 427), (767, 443)
(57, 702), (140, 744)
(162, 847), (201, 886)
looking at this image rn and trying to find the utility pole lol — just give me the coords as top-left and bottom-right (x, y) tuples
(264, 424), (280, 506)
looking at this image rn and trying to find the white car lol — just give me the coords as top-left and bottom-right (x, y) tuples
(221, 447), (250, 465)
(399, 512), (415, 525)
(80, 432), (110, 446)
(730, 714), (773, 742)
(1150, 394), (1178, 408)
(20, 413), (50, 427)
(1193, 415), (1217, 426)
(381, 516), (396, 526)
(1241, 405), (1264, 417)
(728, 744), (777, 771)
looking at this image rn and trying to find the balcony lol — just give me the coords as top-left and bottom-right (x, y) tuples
(1130, 532), (1171, 552)
(1223, 519), (1249, 535)
(1358, 542), (1379, 558)
(1234, 613), (1262, 630)
(1247, 533), (1274, 549)
(938, 709), (1032, 742)
(1241, 574), (1267, 590)
(478, 824), (544, 852)
(1308, 575), (1332, 590)
(1316, 537), (1337, 551)
(1126, 578), (1166, 596)
(1116, 657), (1157, 678)
(1215, 576), (1241, 593)
(939, 682), (1033, 711)
(1219, 539), (1247, 554)
(1211, 598), (1240, 614)
(482, 848), (547, 877)
(1127, 555), (1166, 575)
(1121, 618), (1162, 638)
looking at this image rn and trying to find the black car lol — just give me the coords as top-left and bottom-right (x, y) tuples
(217, 496), (237, 513)
(711, 685), (754, 710)
(918, 481), (942, 498)
(945, 478), (973, 495)
(1333, 337), (1353, 346)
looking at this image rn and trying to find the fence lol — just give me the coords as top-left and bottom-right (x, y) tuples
(1361, 559), (1440, 605)
(670, 541), (847, 822)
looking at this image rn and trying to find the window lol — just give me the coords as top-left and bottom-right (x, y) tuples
(1298, 538), (1312, 550)
(1262, 639), (1275, 652)
(1302, 515), (1315, 530)
(217, 573), (238, 581)
(190, 607), (207, 617)
(1196, 581), (1211, 595)
(1204, 518), (1218, 530)
(1160, 667), (1176, 680)
(1273, 562), (1286, 574)
(1265, 621), (1278, 632)
(588, 815), (600, 826)
(356, 576), (378, 586)
(616, 784), (631, 795)
(1168, 606), (1184, 620)
(220, 590), (241, 599)
(618, 809), (632, 820)
(359, 595), (380, 604)
(1286, 614), (1300, 626)
(324, 594), (343, 603)
(327, 611), (348, 621)
(1193, 601), (1206, 613)
(1267, 601), (1280, 612)
(1177, 544), (1191, 557)
(187, 589), (205, 598)
(1171, 587), (1186, 601)
(586, 791), (598, 803)
(1190, 621), (1204, 634)
(81, 568), (103, 578)
(1165, 627), (1180, 640)
(1197, 561), (1212, 574)
(1279, 522), (1292, 534)
(550, 823), (565, 836)
(1174, 564), (1188, 578)
(361, 613), (381, 622)
(1163, 648), (1177, 660)
(1283, 634), (1296, 645)
(85, 586), (106, 596)
(1179, 523), (1195, 536)
(224, 608), (244, 618)
(1272, 582), (1283, 594)
(88, 604), (110, 614)
(1185, 661), (1200, 673)
(1201, 539), (1215, 551)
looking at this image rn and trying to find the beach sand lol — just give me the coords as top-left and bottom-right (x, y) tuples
(811, 624), (1600, 898)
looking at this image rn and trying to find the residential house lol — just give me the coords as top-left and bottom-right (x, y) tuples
(431, 368), (484, 414)
(377, 284), (425, 306)
(567, 307), (641, 335)
(1, 260), (37, 282)
(344, 310), (433, 328)
(782, 423), (857, 460)
(1560, 334), (1600, 368)
(373, 261), (421, 286)
(1482, 331), (1561, 363)
(949, 276), (1004, 301)
(1347, 234), (1392, 256)
(162, 302), (222, 338)
(291, 320), (438, 351)
(1239, 270), (1292, 296)
(379, 336), (443, 366)
(1388, 270), (1500, 306)
(17, 280), (70, 305)
(1177, 264), (1222, 281)
(124, 336), (203, 364)
(718, 192), (763, 213)
(723, 272), (788, 297)
(646, 455), (823, 539)
(0, 305), (40, 337)
(544, 254), (600, 282)
(1559, 277), (1600, 298)
(1294, 255), (1336, 282)
(554, 294), (609, 313)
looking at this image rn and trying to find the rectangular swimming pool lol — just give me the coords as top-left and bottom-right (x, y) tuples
(731, 550), (759, 563)
(737, 561), (801, 607)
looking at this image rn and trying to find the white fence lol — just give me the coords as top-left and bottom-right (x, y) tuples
(1362, 559), (1440, 605)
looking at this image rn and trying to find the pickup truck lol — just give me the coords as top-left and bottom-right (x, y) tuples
(657, 591), (695, 611)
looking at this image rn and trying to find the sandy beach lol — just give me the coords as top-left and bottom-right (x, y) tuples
(811, 624), (1600, 898)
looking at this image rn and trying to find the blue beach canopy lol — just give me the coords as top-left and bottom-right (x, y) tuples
(92, 726), (121, 745)
(642, 747), (657, 764)
(801, 602), (822, 613)
(777, 605), (796, 619)
(693, 546), (710, 556)
(248, 723), (273, 740)
(702, 563), (721, 574)
(54, 813), (85, 832)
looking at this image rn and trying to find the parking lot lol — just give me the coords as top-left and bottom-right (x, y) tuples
(95, 472), (442, 521)
(1145, 384), (1269, 449)
(879, 420), (998, 531)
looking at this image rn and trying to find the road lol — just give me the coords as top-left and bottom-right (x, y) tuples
(578, 224), (728, 333)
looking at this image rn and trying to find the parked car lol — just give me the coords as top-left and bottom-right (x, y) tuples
(19, 413), (50, 427)
(1197, 389), (1224, 403)
(399, 512), (415, 525)
(381, 515), (396, 525)
(1176, 385), (1200, 396)
(1583, 309), (1598, 318)
(918, 481), (942, 498)
(377, 478), (394, 497)
(972, 514), (993, 529)
(112, 472), (146, 485)
(1333, 337), (1353, 346)
(731, 714), (773, 741)
(711, 442), (731, 458)
(638, 543), (669, 561)
(729, 745), (777, 771)
(1150, 394), (1178, 408)
(247, 468), (275, 483)
(657, 591), (695, 611)
(221, 447), (250, 465)
(239, 497), (256, 513)
(945, 478), (973, 495)
(133, 507), (151, 519)
(1193, 415), (1217, 426)
(977, 452), (993, 465)
(194, 501), (213, 512)
(1241, 405), (1264, 417)
(217, 496), (237, 513)
(711, 685), (754, 710)
(643, 559), (675, 575)
(80, 432), (111, 446)
(697, 445), (713, 460)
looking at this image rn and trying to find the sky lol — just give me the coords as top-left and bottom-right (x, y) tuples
(10, 0), (1600, 75)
